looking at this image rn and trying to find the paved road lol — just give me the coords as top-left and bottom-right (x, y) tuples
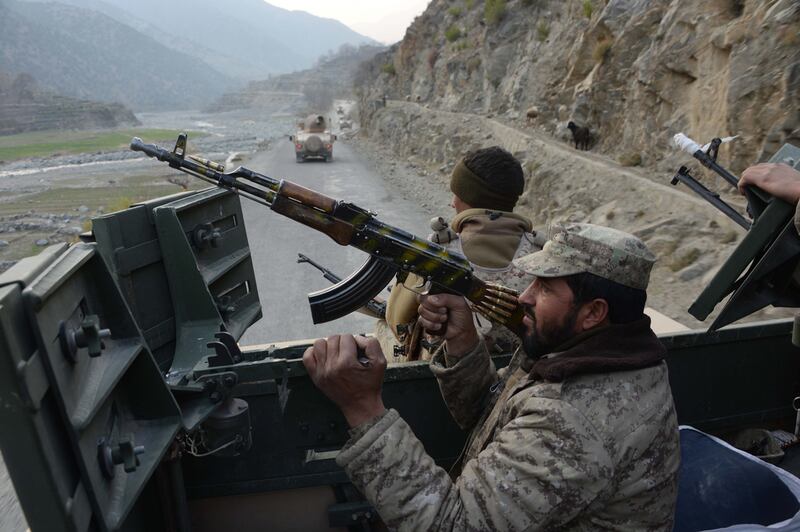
(239, 139), (433, 345)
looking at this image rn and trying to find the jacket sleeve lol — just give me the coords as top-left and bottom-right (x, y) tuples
(429, 341), (497, 430)
(337, 399), (613, 532)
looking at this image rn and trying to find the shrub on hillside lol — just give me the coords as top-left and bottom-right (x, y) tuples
(618, 152), (642, 167)
(381, 62), (396, 75)
(467, 56), (482, 74)
(445, 25), (462, 42)
(536, 21), (550, 41)
(592, 37), (613, 63)
(582, 0), (593, 18)
(485, 0), (507, 25)
(448, 6), (462, 17)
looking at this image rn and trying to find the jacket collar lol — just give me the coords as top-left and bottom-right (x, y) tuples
(530, 316), (666, 382)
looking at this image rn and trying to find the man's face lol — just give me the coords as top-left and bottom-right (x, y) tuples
(518, 277), (580, 358)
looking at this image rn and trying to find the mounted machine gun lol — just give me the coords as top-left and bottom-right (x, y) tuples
(670, 134), (800, 334)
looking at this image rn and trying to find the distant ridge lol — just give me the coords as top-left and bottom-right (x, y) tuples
(0, 72), (140, 136)
(0, 1), (234, 111)
(28, 0), (378, 82)
(209, 44), (386, 113)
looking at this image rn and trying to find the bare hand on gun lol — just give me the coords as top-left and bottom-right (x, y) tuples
(417, 294), (480, 357)
(302, 335), (387, 428)
(738, 163), (800, 205)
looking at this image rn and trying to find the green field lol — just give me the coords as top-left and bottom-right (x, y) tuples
(3, 174), (205, 215)
(0, 128), (204, 161)
(0, 173), (210, 261)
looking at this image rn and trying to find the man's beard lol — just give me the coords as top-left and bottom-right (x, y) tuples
(522, 305), (579, 359)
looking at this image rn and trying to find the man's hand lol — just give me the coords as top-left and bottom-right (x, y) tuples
(303, 335), (387, 428)
(418, 294), (479, 357)
(738, 163), (800, 205)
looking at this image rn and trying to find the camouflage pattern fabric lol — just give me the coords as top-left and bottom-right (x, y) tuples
(514, 223), (656, 290)
(337, 340), (680, 531)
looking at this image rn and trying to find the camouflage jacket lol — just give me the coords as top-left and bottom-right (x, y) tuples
(338, 320), (680, 531)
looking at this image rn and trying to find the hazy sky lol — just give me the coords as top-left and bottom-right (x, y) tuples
(265, 0), (431, 44)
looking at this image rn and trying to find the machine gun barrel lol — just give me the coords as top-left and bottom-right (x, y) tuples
(132, 135), (525, 337)
(671, 133), (772, 218)
(670, 166), (751, 230)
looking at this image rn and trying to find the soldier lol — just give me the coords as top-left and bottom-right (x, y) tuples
(303, 223), (681, 531)
(376, 146), (541, 363)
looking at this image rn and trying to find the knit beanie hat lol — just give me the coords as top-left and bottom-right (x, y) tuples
(449, 158), (523, 212)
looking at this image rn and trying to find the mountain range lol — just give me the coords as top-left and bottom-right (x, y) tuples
(0, 0), (375, 111)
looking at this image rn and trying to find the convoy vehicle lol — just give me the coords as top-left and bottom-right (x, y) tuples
(1, 143), (800, 531)
(289, 114), (336, 163)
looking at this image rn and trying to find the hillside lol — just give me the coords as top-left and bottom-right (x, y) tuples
(37, 0), (378, 81)
(351, 0), (800, 326)
(209, 44), (386, 113)
(357, 0), (799, 174)
(0, 72), (140, 136)
(0, 1), (233, 111)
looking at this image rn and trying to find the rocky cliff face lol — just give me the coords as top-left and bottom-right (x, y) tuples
(358, 0), (799, 173)
(0, 73), (140, 136)
(353, 0), (800, 325)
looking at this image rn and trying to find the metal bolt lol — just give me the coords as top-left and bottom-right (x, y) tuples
(98, 436), (145, 479)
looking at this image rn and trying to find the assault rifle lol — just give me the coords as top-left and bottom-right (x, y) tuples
(131, 134), (524, 336)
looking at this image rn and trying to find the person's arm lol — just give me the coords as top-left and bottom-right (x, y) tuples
(336, 397), (612, 531)
(419, 293), (498, 429)
(738, 163), (800, 203)
(738, 163), (800, 234)
(429, 340), (497, 429)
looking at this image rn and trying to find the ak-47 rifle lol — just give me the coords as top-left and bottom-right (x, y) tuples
(131, 134), (524, 337)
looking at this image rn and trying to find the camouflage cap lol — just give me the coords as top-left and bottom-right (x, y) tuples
(513, 223), (655, 290)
